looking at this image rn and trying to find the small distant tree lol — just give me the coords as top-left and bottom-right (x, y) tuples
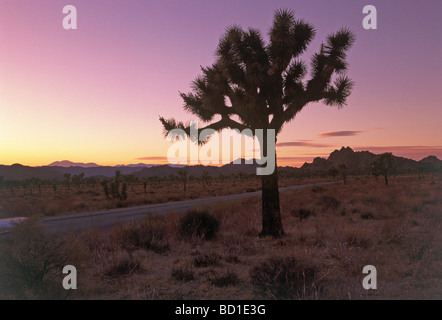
(143, 179), (148, 194)
(370, 152), (394, 185)
(231, 173), (238, 186)
(338, 163), (347, 184)
(0, 176), (4, 191)
(86, 176), (97, 189)
(100, 170), (127, 200)
(328, 166), (338, 180)
(201, 170), (210, 187)
(101, 179), (110, 199)
(63, 173), (71, 191)
(71, 173), (84, 189)
(178, 169), (188, 192)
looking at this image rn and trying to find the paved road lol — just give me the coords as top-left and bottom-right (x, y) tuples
(1, 181), (334, 234)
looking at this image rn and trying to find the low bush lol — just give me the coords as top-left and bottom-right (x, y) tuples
(209, 269), (239, 287)
(0, 219), (74, 299)
(193, 252), (221, 268)
(171, 265), (194, 282)
(110, 216), (170, 254)
(313, 194), (341, 211)
(179, 210), (220, 241)
(98, 250), (140, 278)
(291, 208), (312, 220)
(249, 257), (323, 300)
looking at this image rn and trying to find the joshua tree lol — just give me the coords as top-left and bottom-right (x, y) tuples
(160, 9), (355, 238)
(178, 169), (188, 192)
(143, 179), (148, 194)
(101, 170), (128, 200)
(371, 152), (394, 185)
(63, 173), (71, 191)
(328, 166), (339, 180)
(71, 173), (85, 189)
(201, 170), (210, 187)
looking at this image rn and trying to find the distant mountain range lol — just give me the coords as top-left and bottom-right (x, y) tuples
(0, 147), (441, 181)
(299, 147), (440, 175)
(48, 160), (101, 168)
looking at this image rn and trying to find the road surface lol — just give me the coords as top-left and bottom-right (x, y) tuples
(0, 181), (335, 234)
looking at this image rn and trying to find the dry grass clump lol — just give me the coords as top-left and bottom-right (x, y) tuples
(249, 257), (324, 300)
(209, 269), (240, 287)
(110, 216), (170, 254)
(96, 250), (140, 279)
(171, 264), (195, 282)
(313, 194), (341, 212)
(193, 252), (222, 268)
(179, 210), (220, 241)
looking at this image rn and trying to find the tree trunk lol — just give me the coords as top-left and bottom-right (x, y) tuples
(260, 166), (284, 238)
(384, 173), (388, 185)
(258, 131), (284, 238)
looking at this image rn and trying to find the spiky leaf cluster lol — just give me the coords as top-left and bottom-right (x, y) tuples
(160, 9), (355, 138)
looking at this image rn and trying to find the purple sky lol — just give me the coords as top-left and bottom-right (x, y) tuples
(0, 0), (441, 166)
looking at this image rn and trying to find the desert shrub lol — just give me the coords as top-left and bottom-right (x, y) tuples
(171, 265), (194, 282)
(313, 194), (341, 211)
(98, 250), (140, 278)
(110, 216), (170, 254)
(209, 269), (239, 287)
(351, 207), (361, 214)
(249, 257), (323, 300)
(193, 252), (221, 267)
(179, 210), (220, 241)
(360, 212), (374, 220)
(291, 208), (312, 220)
(0, 220), (74, 299)
(311, 186), (326, 193)
(224, 255), (240, 264)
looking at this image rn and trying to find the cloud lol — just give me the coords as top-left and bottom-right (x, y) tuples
(318, 131), (363, 137)
(276, 141), (332, 148)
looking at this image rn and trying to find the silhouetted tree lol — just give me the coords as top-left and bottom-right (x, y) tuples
(201, 170), (210, 187)
(231, 173), (237, 186)
(143, 179), (148, 194)
(160, 9), (355, 237)
(371, 152), (394, 185)
(0, 176), (3, 192)
(71, 173), (84, 189)
(101, 180), (110, 199)
(101, 171), (127, 200)
(178, 169), (188, 192)
(328, 166), (338, 180)
(63, 173), (71, 191)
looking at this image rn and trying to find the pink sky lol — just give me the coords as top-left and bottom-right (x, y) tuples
(1, 0), (441, 167)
